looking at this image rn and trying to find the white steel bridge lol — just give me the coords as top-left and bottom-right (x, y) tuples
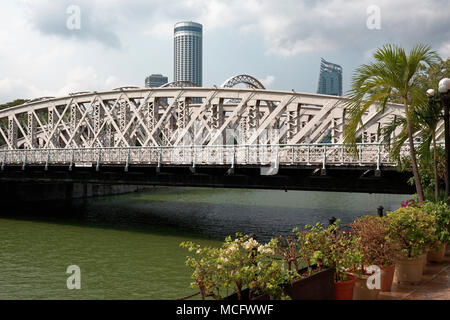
(0, 75), (439, 173)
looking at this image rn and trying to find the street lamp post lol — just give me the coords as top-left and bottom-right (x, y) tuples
(427, 78), (450, 203)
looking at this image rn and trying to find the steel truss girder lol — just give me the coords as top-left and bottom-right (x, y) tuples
(0, 88), (410, 151)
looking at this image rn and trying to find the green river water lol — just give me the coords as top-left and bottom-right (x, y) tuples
(0, 187), (411, 299)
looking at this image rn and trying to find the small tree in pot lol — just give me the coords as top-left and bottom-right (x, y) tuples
(351, 215), (402, 296)
(420, 201), (450, 262)
(276, 233), (302, 273)
(298, 221), (362, 300)
(386, 206), (438, 283)
(275, 227), (335, 300)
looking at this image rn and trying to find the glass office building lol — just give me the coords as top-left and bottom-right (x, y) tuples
(145, 74), (168, 88)
(317, 58), (343, 96)
(174, 21), (202, 86)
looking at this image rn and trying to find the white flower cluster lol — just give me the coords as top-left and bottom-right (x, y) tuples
(242, 238), (259, 250)
(257, 245), (275, 255)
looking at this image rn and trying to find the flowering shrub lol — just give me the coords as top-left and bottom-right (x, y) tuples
(401, 200), (414, 207)
(386, 206), (438, 258)
(181, 234), (296, 300)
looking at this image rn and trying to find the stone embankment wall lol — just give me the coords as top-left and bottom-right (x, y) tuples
(0, 181), (147, 205)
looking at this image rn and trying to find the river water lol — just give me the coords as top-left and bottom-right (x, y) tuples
(0, 187), (410, 299)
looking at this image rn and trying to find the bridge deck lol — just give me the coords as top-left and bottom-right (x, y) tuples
(0, 162), (414, 195)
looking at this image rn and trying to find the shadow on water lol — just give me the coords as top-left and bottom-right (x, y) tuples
(1, 186), (412, 243)
(0, 196), (211, 243)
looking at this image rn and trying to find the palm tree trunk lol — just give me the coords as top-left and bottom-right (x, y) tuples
(432, 131), (439, 201)
(405, 101), (425, 202)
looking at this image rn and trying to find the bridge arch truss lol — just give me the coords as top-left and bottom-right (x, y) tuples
(0, 87), (418, 168)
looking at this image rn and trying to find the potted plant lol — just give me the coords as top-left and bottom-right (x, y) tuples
(298, 221), (362, 300)
(275, 227), (335, 300)
(329, 225), (362, 300)
(181, 234), (295, 300)
(421, 201), (450, 263)
(351, 215), (402, 296)
(386, 206), (438, 283)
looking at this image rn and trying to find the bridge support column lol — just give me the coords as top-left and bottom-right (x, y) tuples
(48, 107), (61, 148)
(287, 103), (302, 142)
(70, 103), (81, 148)
(27, 112), (37, 149)
(8, 116), (18, 149)
(119, 99), (131, 146)
(93, 101), (105, 147)
(147, 97), (160, 145)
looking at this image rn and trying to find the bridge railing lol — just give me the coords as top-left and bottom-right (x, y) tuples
(0, 143), (408, 168)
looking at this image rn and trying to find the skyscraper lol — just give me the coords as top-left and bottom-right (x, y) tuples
(317, 58), (343, 96)
(145, 74), (168, 88)
(174, 21), (202, 86)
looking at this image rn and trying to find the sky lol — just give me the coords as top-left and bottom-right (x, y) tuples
(0, 0), (449, 104)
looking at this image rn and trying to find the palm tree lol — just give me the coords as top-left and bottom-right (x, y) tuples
(344, 44), (440, 202)
(381, 99), (442, 201)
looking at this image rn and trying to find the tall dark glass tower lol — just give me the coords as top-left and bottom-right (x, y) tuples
(317, 58), (342, 96)
(174, 21), (202, 86)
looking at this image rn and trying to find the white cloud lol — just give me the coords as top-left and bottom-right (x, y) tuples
(18, 0), (450, 58)
(1, 0), (449, 102)
(260, 75), (275, 88)
(144, 21), (174, 39)
(20, 0), (122, 48)
(438, 42), (450, 59)
(0, 78), (50, 101)
(0, 67), (123, 102)
(55, 66), (124, 96)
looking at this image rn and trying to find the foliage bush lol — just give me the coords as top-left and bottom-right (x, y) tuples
(351, 215), (402, 270)
(386, 206), (438, 258)
(420, 201), (450, 246)
(295, 222), (361, 282)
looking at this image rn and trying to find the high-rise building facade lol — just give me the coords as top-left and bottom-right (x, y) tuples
(145, 74), (168, 88)
(174, 21), (202, 86)
(317, 58), (343, 96)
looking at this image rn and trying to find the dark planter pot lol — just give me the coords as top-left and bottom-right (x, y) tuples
(224, 288), (270, 300)
(284, 266), (335, 300)
(224, 266), (335, 300)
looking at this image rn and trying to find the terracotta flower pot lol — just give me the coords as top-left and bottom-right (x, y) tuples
(380, 264), (395, 292)
(427, 243), (447, 263)
(334, 274), (356, 300)
(352, 274), (380, 300)
(395, 256), (423, 283)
